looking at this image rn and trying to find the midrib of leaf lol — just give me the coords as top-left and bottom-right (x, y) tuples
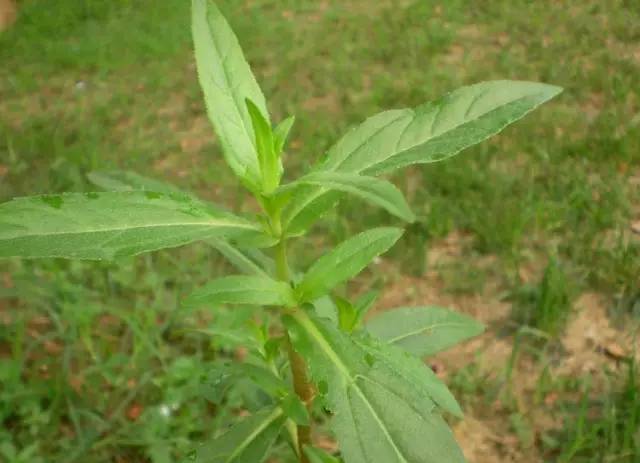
(385, 322), (471, 345)
(4, 219), (258, 238)
(349, 376), (412, 463)
(199, 284), (286, 297)
(225, 407), (283, 463)
(292, 312), (410, 463)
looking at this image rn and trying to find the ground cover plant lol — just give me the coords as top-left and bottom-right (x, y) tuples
(0, 1), (565, 462)
(1, 1), (639, 462)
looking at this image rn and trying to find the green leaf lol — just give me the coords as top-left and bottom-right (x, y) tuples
(280, 393), (310, 426)
(354, 290), (379, 320)
(334, 290), (380, 332)
(283, 80), (562, 233)
(234, 363), (289, 396)
(303, 446), (342, 463)
(335, 296), (359, 333)
(192, 0), (269, 189)
(312, 295), (339, 324)
(284, 311), (466, 463)
(279, 172), (414, 222)
(296, 228), (403, 302)
(0, 192), (270, 260)
(246, 98), (281, 193)
(87, 170), (276, 276)
(87, 170), (188, 196)
(366, 306), (485, 357)
(192, 406), (286, 463)
(273, 115), (296, 154)
(283, 188), (342, 237)
(184, 275), (295, 308)
(207, 238), (274, 278)
(194, 326), (260, 351)
(360, 332), (463, 418)
(323, 81), (562, 174)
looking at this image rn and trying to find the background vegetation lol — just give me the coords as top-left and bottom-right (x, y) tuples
(1, 0), (638, 461)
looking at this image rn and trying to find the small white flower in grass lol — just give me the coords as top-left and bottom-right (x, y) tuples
(159, 404), (171, 417)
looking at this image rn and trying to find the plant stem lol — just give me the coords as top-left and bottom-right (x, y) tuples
(286, 336), (313, 463)
(274, 236), (313, 463)
(275, 237), (289, 282)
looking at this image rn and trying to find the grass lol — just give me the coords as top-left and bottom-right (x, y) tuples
(1, 0), (639, 461)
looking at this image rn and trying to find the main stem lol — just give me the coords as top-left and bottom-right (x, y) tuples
(275, 237), (313, 463)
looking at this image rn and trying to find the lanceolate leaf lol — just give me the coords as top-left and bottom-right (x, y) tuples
(184, 275), (295, 308)
(87, 170), (275, 274)
(0, 192), (270, 260)
(296, 228), (403, 302)
(192, 406), (286, 463)
(246, 98), (281, 193)
(192, 0), (269, 188)
(366, 306), (485, 357)
(284, 312), (465, 463)
(324, 81), (562, 174)
(283, 80), (562, 234)
(279, 172), (415, 222)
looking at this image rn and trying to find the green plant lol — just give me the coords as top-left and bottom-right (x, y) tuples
(511, 256), (572, 337)
(0, 0), (562, 461)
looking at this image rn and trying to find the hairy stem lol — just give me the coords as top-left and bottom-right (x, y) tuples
(274, 237), (313, 463)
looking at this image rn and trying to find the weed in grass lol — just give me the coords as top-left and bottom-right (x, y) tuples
(510, 256), (573, 337)
(549, 359), (640, 462)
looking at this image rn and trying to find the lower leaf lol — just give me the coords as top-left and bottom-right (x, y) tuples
(284, 311), (466, 463)
(191, 406), (286, 463)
